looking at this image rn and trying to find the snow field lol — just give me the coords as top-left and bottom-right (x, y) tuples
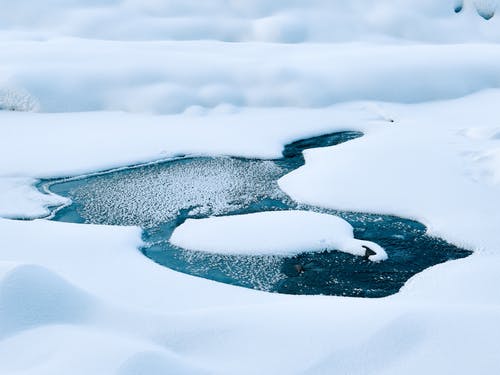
(2, 41), (500, 114)
(0, 90), (500, 374)
(1, 0), (499, 43)
(1, 0), (500, 373)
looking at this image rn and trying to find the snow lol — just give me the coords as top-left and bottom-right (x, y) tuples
(0, 263), (95, 337)
(279, 91), (500, 252)
(0, 177), (67, 219)
(2, 40), (500, 114)
(171, 211), (388, 261)
(1, 0), (500, 374)
(1, 0), (499, 43)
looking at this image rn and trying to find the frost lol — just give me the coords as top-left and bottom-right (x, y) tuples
(67, 157), (288, 228)
(0, 87), (39, 112)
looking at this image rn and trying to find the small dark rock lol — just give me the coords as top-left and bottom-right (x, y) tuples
(362, 245), (377, 259)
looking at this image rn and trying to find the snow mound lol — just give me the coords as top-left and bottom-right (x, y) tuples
(170, 210), (387, 262)
(0, 263), (95, 337)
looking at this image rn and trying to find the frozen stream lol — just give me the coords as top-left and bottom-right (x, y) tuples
(39, 132), (471, 297)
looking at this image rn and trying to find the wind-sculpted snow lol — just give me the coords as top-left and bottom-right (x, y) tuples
(1, 0), (499, 42)
(0, 263), (95, 338)
(2, 41), (500, 114)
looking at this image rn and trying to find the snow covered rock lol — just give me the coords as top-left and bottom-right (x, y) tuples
(170, 210), (388, 262)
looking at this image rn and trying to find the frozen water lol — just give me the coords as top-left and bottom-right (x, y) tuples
(42, 132), (471, 297)
(54, 157), (287, 228)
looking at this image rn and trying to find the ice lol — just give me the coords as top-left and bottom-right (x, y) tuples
(67, 157), (287, 227)
(170, 210), (388, 261)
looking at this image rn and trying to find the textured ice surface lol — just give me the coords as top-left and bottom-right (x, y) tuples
(67, 157), (288, 228)
(173, 249), (286, 292)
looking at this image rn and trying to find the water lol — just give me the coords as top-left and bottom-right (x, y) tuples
(39, 131), (471, 297)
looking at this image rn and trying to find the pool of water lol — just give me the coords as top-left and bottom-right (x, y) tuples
(38, 131), (472, 297)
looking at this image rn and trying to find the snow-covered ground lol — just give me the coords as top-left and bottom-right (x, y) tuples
(1, 1), (500, 374)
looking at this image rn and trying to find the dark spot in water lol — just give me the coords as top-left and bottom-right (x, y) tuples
(36, 131), (472, 297)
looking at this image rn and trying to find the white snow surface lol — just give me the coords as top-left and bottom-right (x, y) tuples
(0, 177), (67, 219)
(2, 40), (500, 114)
(171, 211), (388, 261)
(1, 1), (500, 374)
(1, 0), (499, 43)
(279, 91), (500, 252)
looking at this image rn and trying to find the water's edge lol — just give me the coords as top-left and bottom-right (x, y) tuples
(35, 131), (472, 297)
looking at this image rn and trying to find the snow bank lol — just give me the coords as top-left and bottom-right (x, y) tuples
(170, 211), (387, 261)
(0, 105), (380, 178)
(1, 0), (499, 43)
(1, 40), (500, 113)
(279, 90), (500, 252)
(0, 177), (68, 219)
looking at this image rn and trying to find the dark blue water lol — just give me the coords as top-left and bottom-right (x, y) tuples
(38, 131), (471, 297)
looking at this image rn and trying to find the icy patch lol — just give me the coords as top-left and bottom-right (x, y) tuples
(164, 249), (286, 292)
(65, 157), (288, 228)
(170, 210), (388, 262)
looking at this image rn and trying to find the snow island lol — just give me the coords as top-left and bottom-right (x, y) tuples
(170, 210), (388, 262)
